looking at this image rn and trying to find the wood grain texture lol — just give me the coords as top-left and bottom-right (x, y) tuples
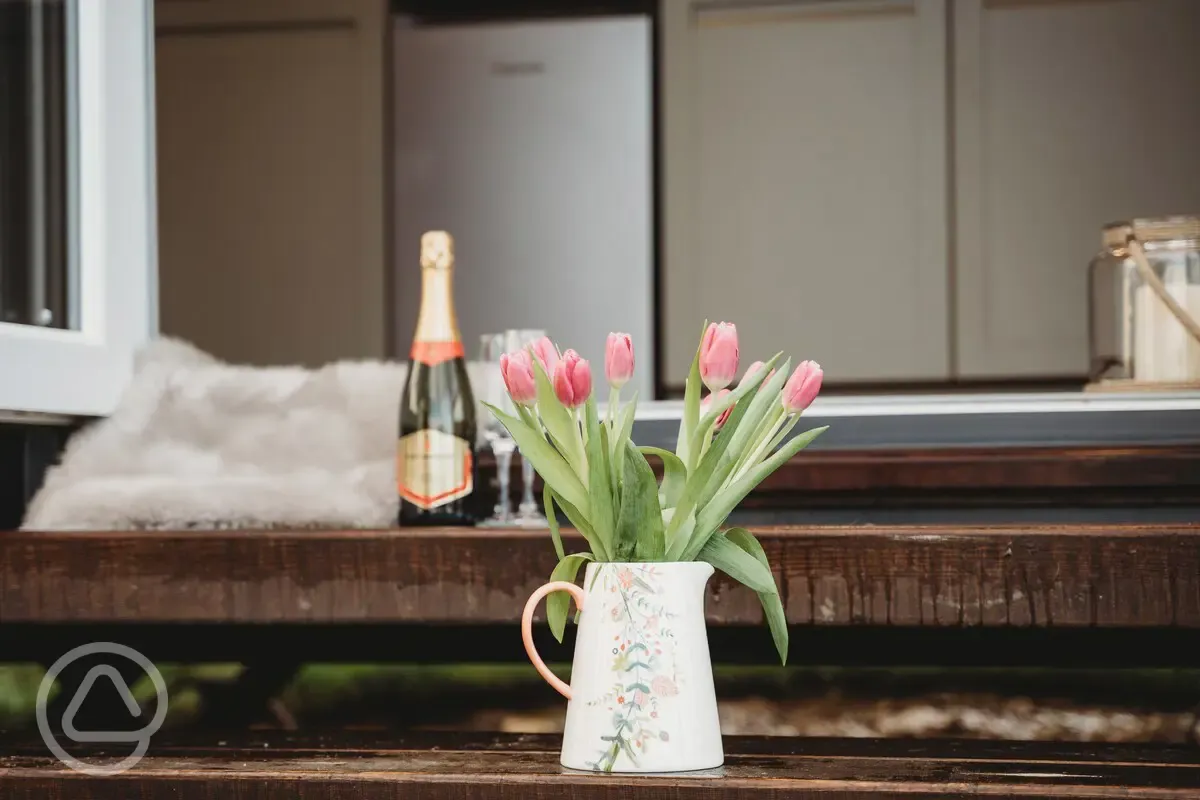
(1, 732), (1198, 799)
(683, 445), (1200, 508)
(748, 444), (1200, 490)
(491, 445), (1200, 509)
(3, 524), (1199, 627)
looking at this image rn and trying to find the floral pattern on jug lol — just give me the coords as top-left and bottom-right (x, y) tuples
(584, 564), (679, 771)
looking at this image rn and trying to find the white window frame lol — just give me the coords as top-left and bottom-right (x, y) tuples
(0, 0), (157, 416)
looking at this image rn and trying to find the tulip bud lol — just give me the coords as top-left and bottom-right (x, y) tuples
(742, 360), (775, 389)
(605, 332), (635, 389)
(701, 389), (733, 431)
(553, 349), (592, 408)
(699, 322), (739, 391)
(530, 336), (560, 375)
(782, 360), (823, 414)
(500, 349), (537, 406)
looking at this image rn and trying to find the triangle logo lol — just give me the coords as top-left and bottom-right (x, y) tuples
(61, 665), (146, 744)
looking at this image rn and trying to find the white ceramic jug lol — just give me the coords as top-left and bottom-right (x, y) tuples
(521, 561), (723, 773)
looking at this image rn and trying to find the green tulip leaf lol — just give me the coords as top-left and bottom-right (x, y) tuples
(733, 403), (787, 477)
(722, 527), (788, 665)
(722, 357), (789, 462)
(546, 552), (593, 642)
(529, 355), (585, 480)
(638, 446), (687, 509)
(676, 320), (708, 473)
(544, 483), (565, 561)
(553, 489), (605, 560)
(612, 391), (638, 472)
(698, 530), (776, 594)
(517, 403), (539, 431)
(584, 396), (615, 560)
(765, 411), (803, 456)
(665, 507), (695, 557)
(663, 383), (758, 560)
(686, 425), (828, 560)
(692, 354), (786, 485)
(483, 402), (590, 515)
(700, 359), (791, 501)
(616, 441), (665, 562)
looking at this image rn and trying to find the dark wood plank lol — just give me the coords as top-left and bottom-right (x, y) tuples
(739, 445), (1200, 508)
(3, 524), (1200, 628)
(501, 444), (1200, 509)
(776, 525), (1200, 627)
(2, 733), (1198, 799)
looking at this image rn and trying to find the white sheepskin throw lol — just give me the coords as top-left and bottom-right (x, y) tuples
(22, 338), (489, 531)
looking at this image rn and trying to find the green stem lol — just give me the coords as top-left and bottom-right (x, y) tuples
(517, 404), (540, 432)
(574, 408), (589, 482)
(525, 402), (587, 485)
(606, 387), (622, 495)
(765, 412), (803, 454)
(732, 404), (785, 477)
(699, 425), (714, 461)
(728, 408), (788, 490)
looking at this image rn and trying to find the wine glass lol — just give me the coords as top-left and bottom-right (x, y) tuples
(477, 333), (517, 527)
(505, 328), (551, 529)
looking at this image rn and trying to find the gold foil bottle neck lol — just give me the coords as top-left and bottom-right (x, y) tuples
(421, 231), (454, 270)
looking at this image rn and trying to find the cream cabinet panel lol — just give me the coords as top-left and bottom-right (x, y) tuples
(662, 0), (950, 386)
(954, 0), (1200, 378)
(155, 0), (386, 366)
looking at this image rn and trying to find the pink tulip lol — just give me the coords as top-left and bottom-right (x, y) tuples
(702, 388), (733, 431)
(530, 336), (560, 374)
(500, 349), (537, 406)
(782, 360), (823, 413)
(605, 332), (635, 389)
(742, 360), (775, 389)
(553, 349), (592, 408)
(699, 322), (739, 391)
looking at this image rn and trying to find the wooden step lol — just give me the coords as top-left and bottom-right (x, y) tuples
(1, 732), (1197, 799)
(3, 524), (1199, 628)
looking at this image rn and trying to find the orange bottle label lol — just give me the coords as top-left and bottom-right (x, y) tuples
(410, 340), (465, 366)
(397, 429), (473, 510)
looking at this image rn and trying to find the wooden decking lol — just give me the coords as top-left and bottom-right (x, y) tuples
(2, 732), (1198, 799)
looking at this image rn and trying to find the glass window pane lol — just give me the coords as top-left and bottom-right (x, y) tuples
(0, 0), (73, 330)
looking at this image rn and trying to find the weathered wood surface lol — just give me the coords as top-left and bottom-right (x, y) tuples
(495, 444), (1200, 509)
(1, 732), (1198, 799)
(3, 524), (1200, 627)
(734, 445), (1200, 508)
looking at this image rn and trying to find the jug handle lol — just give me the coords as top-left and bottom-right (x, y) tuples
(521, 581), (585, 700)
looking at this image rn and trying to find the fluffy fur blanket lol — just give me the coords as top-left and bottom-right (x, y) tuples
(22, 338), (490, 531)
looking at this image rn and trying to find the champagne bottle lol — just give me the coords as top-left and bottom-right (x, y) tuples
(397, 231), (479, 526)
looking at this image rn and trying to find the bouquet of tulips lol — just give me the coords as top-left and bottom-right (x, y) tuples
(486, 321), (826, 663)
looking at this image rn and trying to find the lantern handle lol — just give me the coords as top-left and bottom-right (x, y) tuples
(1124, 233), (1200, 346)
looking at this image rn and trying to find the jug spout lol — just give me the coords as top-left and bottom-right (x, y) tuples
(688, 560), (716, 591)
(679, 561), (716, 616)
